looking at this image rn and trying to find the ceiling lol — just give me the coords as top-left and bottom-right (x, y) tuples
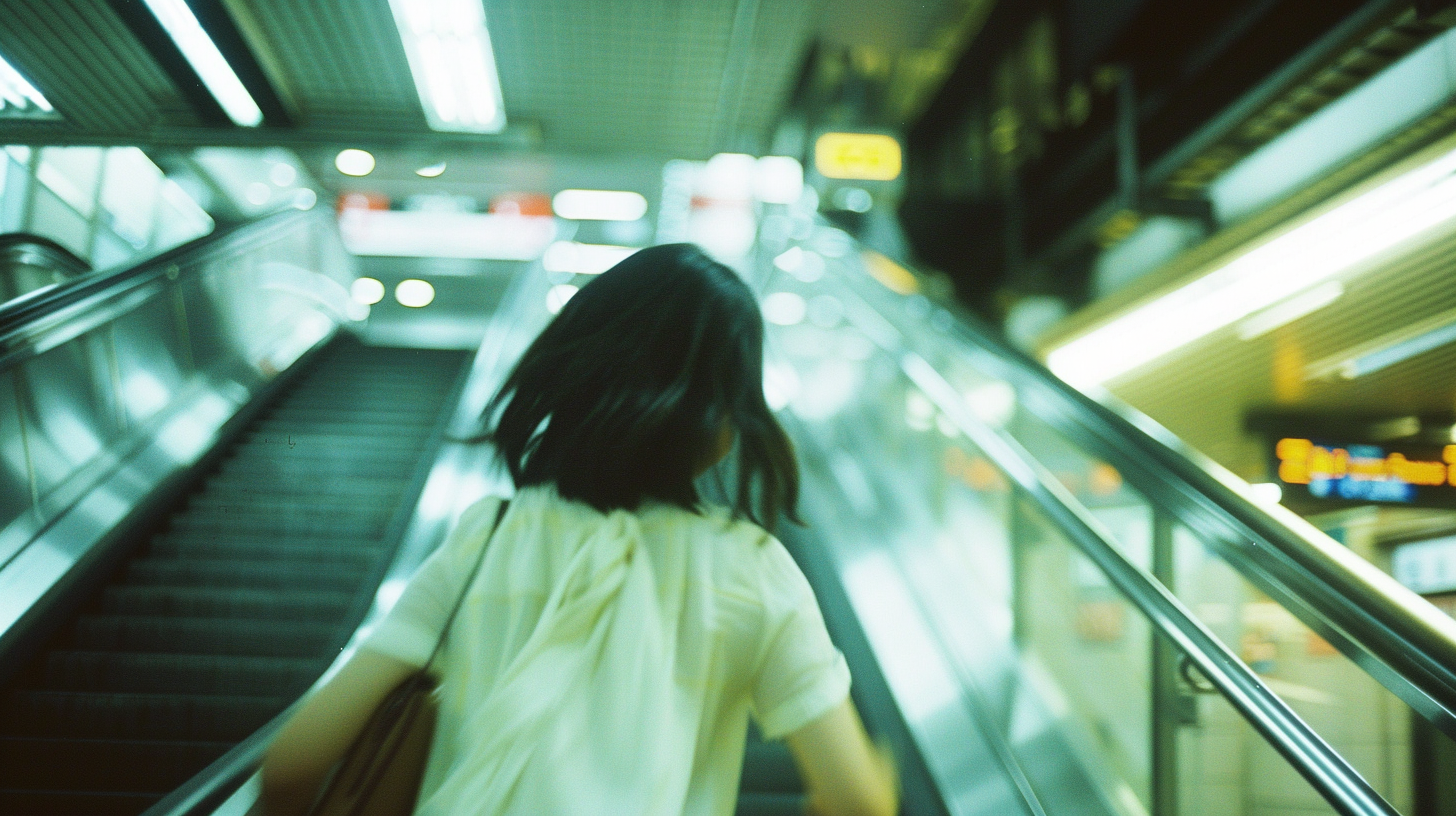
(1100, 173), (1456, 489)
(0, 0), (970, 160)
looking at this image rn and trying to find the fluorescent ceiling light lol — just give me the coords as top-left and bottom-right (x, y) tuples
(1306, 305), (1456, 380)
(339, 209), (556, 260)
(395, 279), (435, 307)
(755, 156), (804, 204)
(415, 161), (447, 178)
(140, 0), (262, 127)
(352, 277), (386, 305)
(0, 52), (54, 116)
(1047, 145), (1456, 389)
(387, 0), (506, 133)
(542, 241), (639, 275)
(552, 189), (648, 221)
(335, 149), (375, 176)
(1235, 281), (1344, 340)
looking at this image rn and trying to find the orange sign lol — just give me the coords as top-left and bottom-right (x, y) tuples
(1275, 438), (1456, 504)
(814, 132), (902, 181)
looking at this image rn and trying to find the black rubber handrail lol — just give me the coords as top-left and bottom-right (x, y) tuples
(0, 232), (92, 278)
(0, 209), (311, 347)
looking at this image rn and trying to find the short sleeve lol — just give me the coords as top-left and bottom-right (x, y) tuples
(359, 497), (504, 667)
(750, 539), (851, 740)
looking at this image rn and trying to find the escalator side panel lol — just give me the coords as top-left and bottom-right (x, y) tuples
(0, 337), (470, 814)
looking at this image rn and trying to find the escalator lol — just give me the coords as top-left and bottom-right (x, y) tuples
(0, 232), (91, 303)
(0, 337), (468, 813)
(5, 204), (1456, 816)
(743, 220), (1456, 816)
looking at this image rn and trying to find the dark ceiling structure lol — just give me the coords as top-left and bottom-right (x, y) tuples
(899, 0), (1456, 319)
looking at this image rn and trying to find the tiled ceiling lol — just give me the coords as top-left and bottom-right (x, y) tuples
(0, 0), (964, 158)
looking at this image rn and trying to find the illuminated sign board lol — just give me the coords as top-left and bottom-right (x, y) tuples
(1392, 533), (1456, 596)
(814, 132), (902, 181)
(1274, 437), (1456, 506)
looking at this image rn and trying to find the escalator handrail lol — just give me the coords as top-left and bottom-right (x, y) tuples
(0, 208), (315, 360)
(943, 300), (1456, 723)
(0, 232), (92, 278)
(841, 246), (1456, 726)
(892, 345), (1399, 816)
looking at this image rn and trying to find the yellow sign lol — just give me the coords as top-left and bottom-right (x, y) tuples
(1276, 438), (1456, 488)
(814, 132), (902, 181)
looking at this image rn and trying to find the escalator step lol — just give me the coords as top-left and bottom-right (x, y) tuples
(178, 502), (395, 527)
(149, 532), (381, 552)
(0, 736), (231, 791)
(218, 454), (416, 475)
(69, 616), (338, 657)
(40, 652), (323, 695)
(142, 538), (382, 564)
(219, 449), (420, 469)
(253, 418), (437, 435)
(0, 339), (470, 812)
(101, 586), (354, 619)
(122, 558), (369, 590)
(167, 513), (387, 537)
(740, 741), (803, 793)
(185, 493), (397, 514)
(0, 788), (162, 815)
(734, 793), (808, 816)
(194, 478), (410, 501)
(239, 430), (433, 449)
(0, 690), (286, 741)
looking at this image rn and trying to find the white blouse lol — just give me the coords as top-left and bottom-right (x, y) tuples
(360, 485), (850, 816)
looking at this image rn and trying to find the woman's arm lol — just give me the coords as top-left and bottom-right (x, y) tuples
(257, 649), (419, 816)
(785, 699), (899, 816)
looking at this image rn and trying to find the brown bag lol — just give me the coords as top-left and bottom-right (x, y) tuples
(304, 500), (510, 816)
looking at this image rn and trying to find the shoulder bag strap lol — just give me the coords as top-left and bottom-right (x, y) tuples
(422, 498), (510, 673)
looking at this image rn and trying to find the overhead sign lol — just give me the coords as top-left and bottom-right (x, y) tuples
(1392, 534), (1456, 596)
(1274, 437), (1456, 506)
(338, 209), (556, 260)
(814, 132), (902, 181)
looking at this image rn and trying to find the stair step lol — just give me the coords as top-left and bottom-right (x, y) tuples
(0, 736), (231, 791)
(150, 531), (381, 552)
(40, 651), (323, 695)
(219, 450), (418, 469)
(0, 690), (287, 741)
(69, 615), (339, 657)
(123, 558), (369, 590)
(254, 417), (437, 434)
(142, 538), (382, 564)
(183, 494), (396, 518)
(200, 475), (410, 498)
(167, 513), (387, 537)
(101, 586), (355, 618)
(220, 450), (420, 471)
(240, 430), (432, 450)
(0, 787), (162, 815)
(734, 793), (808, 816)
(740, 741), (803, 793)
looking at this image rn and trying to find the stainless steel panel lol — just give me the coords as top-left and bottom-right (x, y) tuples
(108, 290), (187, 430)
(16, 334), (119, 506)
(0, 369), (35, 541)
(0, 211), (359, 648)
(177, 277), (226, 374)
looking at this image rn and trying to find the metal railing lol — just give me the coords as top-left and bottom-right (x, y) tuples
(756, 220), (1455, 815)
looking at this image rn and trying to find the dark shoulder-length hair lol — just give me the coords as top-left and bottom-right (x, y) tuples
(480, 243), (798, 528)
